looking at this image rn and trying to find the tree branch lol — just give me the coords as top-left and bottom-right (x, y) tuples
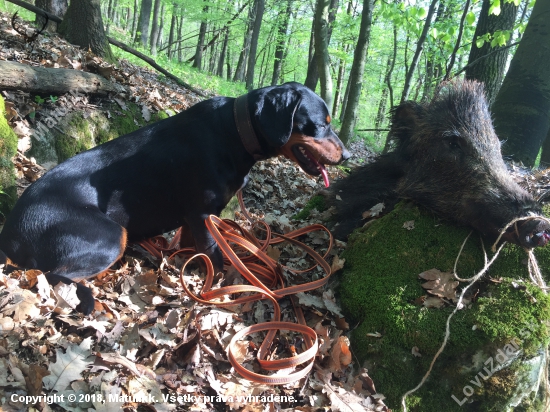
(106, 37), (206, 97)
(454, 41), (520, 77)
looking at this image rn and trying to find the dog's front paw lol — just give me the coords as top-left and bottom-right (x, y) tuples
(75, 283), (95, 315)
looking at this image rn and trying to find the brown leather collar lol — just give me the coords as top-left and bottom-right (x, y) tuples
(234, 94), (266, 161)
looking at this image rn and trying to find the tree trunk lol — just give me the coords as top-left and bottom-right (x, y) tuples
(167, 4), (176, 59)
(492, 0), (550, 167)
(35, 0), (67, 31)
(444, 0), (471, 80)
(331, 0), (353, 117)
(305, 0), (338, 92)
(339, 75), (350, 123)
(156, 3), (165, 51)
(124, 6), (131, 31)
(271, 0), (292, 86)
(134, 0), (152, 47)
(233, 4), (254, 82)
(177, 15), (183, 62)
(193, 2), (209, 70)
(149, 0), (161, 55)
(401, 0), (438, 102)
(332, 42), (349, 117)
(131, 0), (139, 41)
(374, 87), (389, 140)
(58, 0), (115, 62)
(245, 0), (265, 90)
(339, 0), (374, 144)
(304, 21), (318, 91)
(314, 0), (334, 107)
(217, 29), (229, 77)
(464, 0), (518, 105)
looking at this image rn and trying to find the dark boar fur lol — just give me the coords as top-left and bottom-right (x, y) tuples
(328, 80), (550, 248)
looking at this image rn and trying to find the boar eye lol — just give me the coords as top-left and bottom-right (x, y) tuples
(443, 133), (463, 151)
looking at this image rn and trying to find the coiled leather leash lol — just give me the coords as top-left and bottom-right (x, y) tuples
(141, 193), (335, 384)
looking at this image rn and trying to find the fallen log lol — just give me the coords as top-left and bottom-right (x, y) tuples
(0, 60), (126, 96)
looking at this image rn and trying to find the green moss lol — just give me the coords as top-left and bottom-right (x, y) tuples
(0, 96), (18, 218)
(292, 195), (326, 220)
(55, 112), (95, 162)
(220, 195), (239, 220)
(339, 202), (550, 411)
(54, 104), (168, 162)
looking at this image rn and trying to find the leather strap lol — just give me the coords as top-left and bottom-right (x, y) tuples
(234, 94), (266, 161)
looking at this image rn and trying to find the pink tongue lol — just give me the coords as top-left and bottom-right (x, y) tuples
(304, 150), (330, 187)
(319, 164), (330, 187)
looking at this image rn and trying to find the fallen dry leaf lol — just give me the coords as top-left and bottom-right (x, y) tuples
(362, 202), (385, 219)
(43, 337), (95, 392)
(419, 268), (459, 300)
(403, 220), (415, 230)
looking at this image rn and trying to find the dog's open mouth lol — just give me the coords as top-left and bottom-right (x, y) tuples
(292, 144), (330, 187)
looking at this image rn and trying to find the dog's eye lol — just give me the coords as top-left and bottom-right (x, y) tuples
(326, 115), (331, 124)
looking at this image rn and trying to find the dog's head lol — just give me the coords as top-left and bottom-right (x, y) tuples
(251, 82), (350, 187)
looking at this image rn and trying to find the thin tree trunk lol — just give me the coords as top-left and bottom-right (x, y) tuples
(135, 0), (152, 47)
(208, 23), (219, 73)
(401, 0), (438, 102)
(305, 0), (338, 92)
(233, 4), (254, 82)
(156, 3), (165, 51)
(193, 2), (208, 70)
(177, 16), (183, 62)
(374, 87), (389, 140)
(444, 0), (471, 80)
(271, 0), (292, 86)
(131, 0), (139, 41)
(339, 0), (374, 144)
(339, 75), (351, 123)
(314, 0), (333, 107)
(245, 0), (265, 90)
(167, 4), (176, 59)
(332, 43), (349, 117)
(217, 29), (229, 76)
(124, 6), (130, 31)
(149, 0), (161, 55)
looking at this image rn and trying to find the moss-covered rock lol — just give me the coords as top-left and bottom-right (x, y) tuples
(28, 103), (169, 164)
(339, 202), (550, 411)
(0, 96), (18, 218)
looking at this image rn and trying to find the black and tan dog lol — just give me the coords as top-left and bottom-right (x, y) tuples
(0, 82), (349, 314)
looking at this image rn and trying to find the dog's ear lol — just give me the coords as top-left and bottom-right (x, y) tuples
(255, 87), (302, 147)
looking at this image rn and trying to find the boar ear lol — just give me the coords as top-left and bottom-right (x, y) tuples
(391, 102), (424, 142)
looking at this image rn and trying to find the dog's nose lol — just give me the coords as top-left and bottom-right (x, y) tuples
(341, 147), (351, 162)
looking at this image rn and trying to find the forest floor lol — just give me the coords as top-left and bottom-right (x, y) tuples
(0, 12), (392, 412)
